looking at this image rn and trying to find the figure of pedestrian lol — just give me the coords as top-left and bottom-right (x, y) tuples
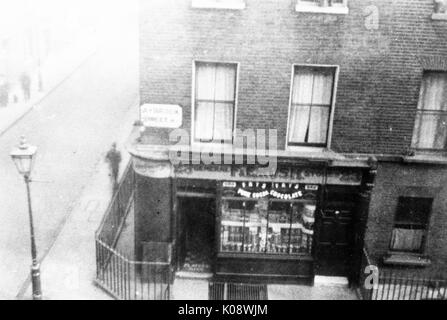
(20, 72), (31, 101)
(0, 75), (9, 107)
(105, 142), (122, 193)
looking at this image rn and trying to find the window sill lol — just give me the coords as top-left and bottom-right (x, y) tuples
(191, 0), (246, 10)
(402, 153), (447, 165)
(295, 5), (349, 15)
(383, 253), (431, 267)
(432, 13), (447, 20)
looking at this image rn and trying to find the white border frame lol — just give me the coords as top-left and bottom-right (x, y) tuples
(191, 0), (246, 10)
(191, 60), (240, 147)
(285, 63), (340, 152)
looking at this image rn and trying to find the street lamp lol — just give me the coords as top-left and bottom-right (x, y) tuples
(10, 136), (42, 300)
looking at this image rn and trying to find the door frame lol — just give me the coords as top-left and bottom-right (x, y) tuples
(175, 194), (216, 272)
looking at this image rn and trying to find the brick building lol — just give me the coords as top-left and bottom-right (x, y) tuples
(129, 0), (447, 284)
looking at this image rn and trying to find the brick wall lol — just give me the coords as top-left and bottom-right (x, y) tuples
(366, 162), (447, 275)
(139, 0), (447, 154)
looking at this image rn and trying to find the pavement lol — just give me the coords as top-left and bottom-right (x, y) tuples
(0, 25), (97, 137)
(0, 1), (138, 299)
(171, 278), (358, 300)
(21, 103), (138, 300)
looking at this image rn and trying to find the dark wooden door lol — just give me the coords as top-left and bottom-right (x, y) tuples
(315, 207), (355, 277)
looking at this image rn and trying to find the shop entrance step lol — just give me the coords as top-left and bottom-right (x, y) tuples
(314, 276), (349, 287)
(176, 271), (213, 280)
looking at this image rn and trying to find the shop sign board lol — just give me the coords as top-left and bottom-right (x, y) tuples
(140, 104), (182, 128)
(174, 164), (362, 186)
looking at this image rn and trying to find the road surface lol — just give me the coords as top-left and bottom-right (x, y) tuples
(0, 3), (138, 299)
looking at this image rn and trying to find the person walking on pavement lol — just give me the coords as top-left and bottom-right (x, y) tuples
(20, 72), (31, 101)
(0, 75), (10, 107)
(105, 142), (122, 193)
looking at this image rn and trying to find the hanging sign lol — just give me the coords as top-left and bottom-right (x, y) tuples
(140, 104), (182, 128)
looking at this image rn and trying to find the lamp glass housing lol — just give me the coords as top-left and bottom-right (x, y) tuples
(10, 141), (37, 177)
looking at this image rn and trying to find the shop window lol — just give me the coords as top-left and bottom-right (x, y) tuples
(295, 0), (349, 14)
(192, 0), (246, 10)
(390, 197), (432, 254)
(288, 65), (337, 148)
(194, 61), (237, 143)
(411, 71), (447, 152)
(220, 198), (316, 255)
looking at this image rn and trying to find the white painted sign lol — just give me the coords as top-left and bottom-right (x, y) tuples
(141, 104), (182, 128)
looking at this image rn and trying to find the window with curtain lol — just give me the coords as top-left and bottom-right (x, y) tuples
(390, 197), (432, 253)
(411, 71), (447, 151)
(194, 62), (236, 143)
(288, 66), (336, 147)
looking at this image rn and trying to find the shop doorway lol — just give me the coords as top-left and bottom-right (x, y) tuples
(177, 197), (216, 273)
(315, 204), (356, 278)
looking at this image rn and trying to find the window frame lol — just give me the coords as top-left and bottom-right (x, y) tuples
(191, 60), (239, 145)
(285, 64), (339, 150)
(411, 70), (447, 152)
(389, 197), (433, 255)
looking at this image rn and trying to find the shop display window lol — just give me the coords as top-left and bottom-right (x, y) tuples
(220, 197), (316, 255)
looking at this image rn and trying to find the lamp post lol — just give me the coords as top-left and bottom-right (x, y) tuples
(10, 136), (42, 300)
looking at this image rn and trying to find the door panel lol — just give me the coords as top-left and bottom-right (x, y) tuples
(316, 207), (355, 277)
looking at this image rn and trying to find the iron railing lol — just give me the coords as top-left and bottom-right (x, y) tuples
(95, 160), (173, 300)
(369, 271), (447, 300)
(95, 239), (172, 300)
(96, 161), (135, 247)
(357, 247), (447, 300)
(209, 282), (268, 300)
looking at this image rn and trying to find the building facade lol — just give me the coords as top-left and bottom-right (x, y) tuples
(130, 0), (447, 284)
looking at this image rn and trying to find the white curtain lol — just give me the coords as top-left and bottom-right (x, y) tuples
(308, 71), (332, 143)
(213, 65), (235, 141)
(289, 67), (333, 144)
(391, 228), (424, 252)
(412, 72), (447, 149)
(195, 63), (235, 142)
(289, 70), (313, 143)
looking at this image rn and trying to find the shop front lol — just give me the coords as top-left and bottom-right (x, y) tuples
(131, 153), (376, 284)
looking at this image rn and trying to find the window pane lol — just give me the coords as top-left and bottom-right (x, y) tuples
(308, 106), (329, 144)
(412, 112), (447, 149)
(244, 200), (268, 253)
(289, 105), (310, 143)
(266, 202), (291, 254)
(292, 69), (314, 104)
(196, 63), (216, 100)
(395, 197), (432, 226)
(311, 70), (334, 105)
(220, 200), (265, 253)
(418, 72), (447, 112)
(214, 64), (236, 101)
(213, 102), (233, 141)
(291, 203), (315, 254)
(195, 101), (214, 141)
(220, 200), (246, 252)
(390, 228), (424, 252)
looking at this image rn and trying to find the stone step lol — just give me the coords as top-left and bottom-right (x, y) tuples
(314, 276), (349, 287)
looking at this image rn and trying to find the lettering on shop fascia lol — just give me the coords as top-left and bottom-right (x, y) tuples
(174, 164), (362, 185)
